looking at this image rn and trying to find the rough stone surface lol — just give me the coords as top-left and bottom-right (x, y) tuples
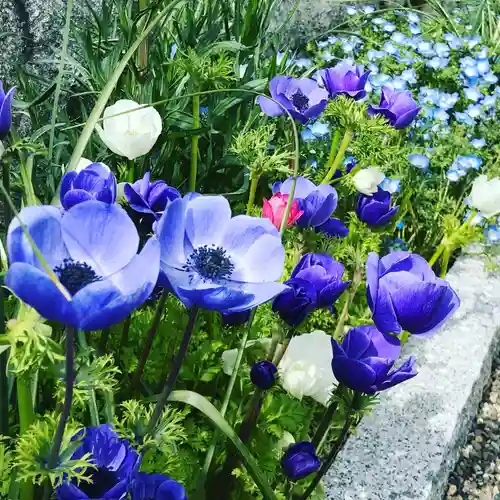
(0, 0), (96, 87)
(325, 255), (500, 500)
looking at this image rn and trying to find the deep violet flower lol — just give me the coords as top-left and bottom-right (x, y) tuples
(56, 425), (140, 500)
(258, 76), (328, 124)
(5, 201), (160, 330)
(368, 86), (420, 129)
(250, 360), (278, 389)
(60, 161), (116, 210)
(331, 325), (417, 394)
(356, 188), (399, 226)
(129, 472), (187, 500)
(366, 252), (460, 335)
(273, 253), (350, 326)
(317, 62), (371, 100)
(0, 81), (15, 140)
(155, 194), (287, 313)
(281, 442), (321, 481)
(124, 171), (180, 220)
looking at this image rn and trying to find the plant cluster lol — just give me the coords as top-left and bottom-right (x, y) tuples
(0, 1), (499, 499)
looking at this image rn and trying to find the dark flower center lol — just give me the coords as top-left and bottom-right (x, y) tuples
(78, 466), (118, 497)
(54, 258), (102, 295)
(184, 245), (234, 281)
(291, 90), (309, 113)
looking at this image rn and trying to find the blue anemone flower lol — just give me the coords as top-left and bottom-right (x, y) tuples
(155, 195), (287, 313)
(6, 201), (160, 330)
(130, 472), (187, 500)
(408, 153), (430, 170)
(60, 161), (116, 210)
(56, 425), (140, 500)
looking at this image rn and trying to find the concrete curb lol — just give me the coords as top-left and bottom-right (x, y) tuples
(325, 255), (500, 500)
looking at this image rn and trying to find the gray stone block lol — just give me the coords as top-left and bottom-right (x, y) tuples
(325, 255), (500, 500)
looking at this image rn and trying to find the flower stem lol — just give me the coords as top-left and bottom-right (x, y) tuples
(77, 331), (100, 426)
(189, 94), (200, 192)
(440, 248), (451, 278)
(321, 128), (352, 185)
(47, 326), (76, 468)
(325, 129), (341, 171)
(246, 174), (259, 215)
(2, 157), (11, 229)
(311, 400), (339, 451)
(137, 0), (149, 70)
(132, 290), (168, 391)
(333, 265), (362, 340)
(0, 285), (8, 437)
(17, 374), (35, 500)
(197, 311), (255, 493)
(300, 412), (353, 500)
(146, 306), (199, 436)
(428, 243), (445, 266)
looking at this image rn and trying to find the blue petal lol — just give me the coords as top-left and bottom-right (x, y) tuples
(60, 171), (77, 203)
(62, 189), (94, 210)
(222, 216), (284, 282)
(124, 184), (154, 215)
(258, 96), (284, 116)
(185, 195), (231, 248)
(61, 201), (139, 277)
(71, 237), (160, 330)
(280, 177), (316, 199)
(7, 205), (69, 270)
(155, 197), (189, 269)
(5, 263), (72, 324)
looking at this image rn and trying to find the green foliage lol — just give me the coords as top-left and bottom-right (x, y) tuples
(3, 302), (63, 375)
(0, 437), (13, 496)
(14, 415), (92, 486)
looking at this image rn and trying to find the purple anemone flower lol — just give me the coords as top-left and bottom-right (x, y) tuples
(356, 188), (399, 226)
(129, 472), (187, 500)
(331, 325), (417, 394)
(258, 76), (328, 124)
(124, 171), (181, 220)
(0, 81), (15, 140)
(60, 162), (116, 210)
(281, 442), (321, 481)
(273, 253), (350, 326)
(317, 62), (371, 100)
(56, 425), (140, 500)
(366, 252), (460, 336)
(368, 86), (420, 129)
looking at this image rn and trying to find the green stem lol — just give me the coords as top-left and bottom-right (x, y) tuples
(299, 411), (353, 500)
(189, 94), (200, 192)
(2, 158), (11, 230)
(146, 306), (199, 436)
(132, 290), (168, 391)
(321, 128), (353, 185)
(197, 313), (255, 491)
(0, 284), (8, 436)
(47, 327), (76, 468)
(311, 400), (339, 451)
(77, 331), (100, 426)
(246, 175), (259, 215)
(440, 248), (451, 278)
(325, 129), (341, 173)
(47, 0), (74, 172)
(428, 242), (445, 266)
(17, 374), (35, 500)
(137, 0), (149, 70)
(333, 265), (362, 340)
(127, 160), (135, 183)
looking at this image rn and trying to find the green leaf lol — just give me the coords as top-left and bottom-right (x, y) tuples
(202, 41), (247, 56)
(167, 390), (277, 500)
(212, 79), (267, 116)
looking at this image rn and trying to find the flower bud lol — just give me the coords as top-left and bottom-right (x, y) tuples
(250, 360), (277, 390)
(281, 441), (321, 481)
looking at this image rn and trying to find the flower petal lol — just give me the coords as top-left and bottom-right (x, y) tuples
(71, 237), (160, 330)
(331, 356), (377, 393)
(185, 195), (231, 249)
(61, 201), (139, 277)
(62, 189), (94, 210)
(124, 184), (154, 215)
(280, 177), (316, 199)
(7, 205), (69, 270)
(258, 96), (284, 116)
(60, 171), (77, 202)
(5, 263), (71, 324)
